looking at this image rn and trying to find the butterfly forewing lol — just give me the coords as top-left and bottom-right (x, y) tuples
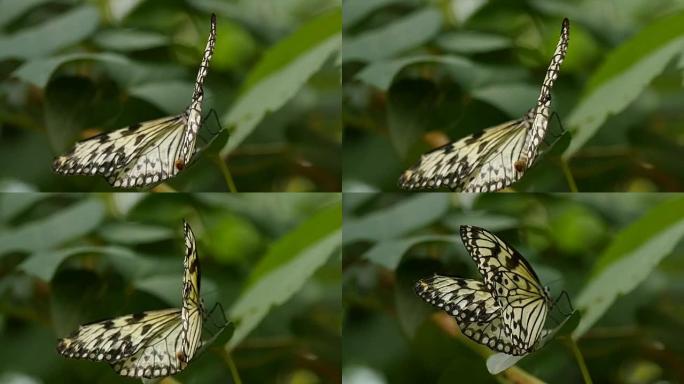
(416, 276), (526, 355)
(53, 14), (217, 188)
(399, 18), (570, 192)
(516, 18), (570, 171)
(179, 220), (203, 364)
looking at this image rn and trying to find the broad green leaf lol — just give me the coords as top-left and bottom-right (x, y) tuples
(227, 209), (341, 349)
(564, 11), (684, 158)
(355, 54), (469, 91)
(343, 0), (415, 29)
(93, 29), (168, 51)
(98, 222), (174, 245)
(13, 52), (130, 88)
(343, 194), (450, 244)
(0, 199), (105, 256)
(363, 235), (455, 270)
(572, 197), (684, 338)
(436, 31), (511, 54)
(246, 202), (341, 285)
(440, 213), (518, 233)
(19, 246), (140, 282)
(220, 8), (341, 155)
(0, 0), (53, 28)
(0, 194), (48, 222)
(343, 7), (442, 63)
(471, 83), (539, 118)
(0, 5), (99, 60)
(129, 80), (197, 114)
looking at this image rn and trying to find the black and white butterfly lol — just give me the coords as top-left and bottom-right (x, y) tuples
(416, 226), (563, 356)
(57, 220), (226, 378)
(399, 18), (570, 192)
(53, 14), (218, 188)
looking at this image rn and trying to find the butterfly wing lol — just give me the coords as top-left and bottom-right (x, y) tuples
(516, 18), (570, 171)
(53, 115), (188, 188)
(53, 14), (217, 188)
(416, 275), (526, 355)
(398, 115), (531, 192)
(178, 220), (203, 364)
(56, 309), (182, 365)
(460, 225), (550, 353)
(176, 13), (217, 172)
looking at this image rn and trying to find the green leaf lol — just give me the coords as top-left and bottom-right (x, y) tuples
(343, 7), (442, 62)
(12, 52), (130, 88)
(564, 11), (684, 158)
(0, 194), (47, 222)
(354, 55), (464, 91)
(471, 83), (539, 118)
(344, 194), (450, 244)
(128, 80), (196, 114)
(93, 29), (168, 51)
(0, 5), (99, 60)
(98, 222), (175, 245)
(436, 31), (511, 54)
(0, 199), (105, 256)
(220, 8), (341, 156)
(0, 0), (53, 28)
(227, 206), (341, 349)
(19, 245), (139, 282)
(363, 235), (455, 270)
(572, 196), (684, 338)
(343, 0), (414, 29)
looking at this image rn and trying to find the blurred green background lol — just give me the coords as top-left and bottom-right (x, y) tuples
(0, 193), (342, 383)
(343, 0), (684, 192)
(342, 193), (684, 383)
(0, 0), (342, 192)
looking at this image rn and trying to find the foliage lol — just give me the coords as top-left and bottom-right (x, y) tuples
(0, 193), (342, 383)
(343, 0), (684, 192)
(342, 193), (684, 383)
(0, 0), (342, 192)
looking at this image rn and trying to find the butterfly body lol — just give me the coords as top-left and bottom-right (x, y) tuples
(57, 221), (206, 378)
(53, 14), (217, 188)
(416, 226), (552, 356)
(399, 19), (569, 192)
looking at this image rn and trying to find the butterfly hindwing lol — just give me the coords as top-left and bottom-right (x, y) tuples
(56, 309), (181, 363)
(399, 116), (530, 192)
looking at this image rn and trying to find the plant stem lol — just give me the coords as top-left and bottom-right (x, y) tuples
(224, 350), (243, 384)
(213, 155), (237, 192)
(560, 158), (578, 192)
(565, 337), (592, 384)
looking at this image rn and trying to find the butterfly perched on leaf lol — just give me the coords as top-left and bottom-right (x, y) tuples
(399, 18), (570, 192)
(416, 225), (569, 356)
(53, 14), (219, 188)
(56, 220), (228, 378)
